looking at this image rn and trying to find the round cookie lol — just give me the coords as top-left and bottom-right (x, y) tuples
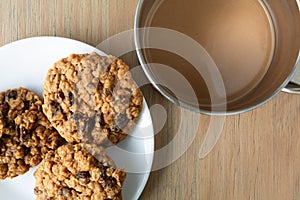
(43, 53), (143, 146)
(34, 144), (126, 200)
(0, 87), (65, 179)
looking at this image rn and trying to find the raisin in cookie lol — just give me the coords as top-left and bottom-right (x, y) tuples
(0, 88), (65, 179)
(34, 143), (126, 200)
(43, 53), (143, 146)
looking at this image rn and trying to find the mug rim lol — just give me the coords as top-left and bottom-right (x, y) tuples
(133, 0), (300, 116)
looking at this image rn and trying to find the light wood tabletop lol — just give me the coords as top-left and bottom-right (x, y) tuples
(1, 1), (300, 199)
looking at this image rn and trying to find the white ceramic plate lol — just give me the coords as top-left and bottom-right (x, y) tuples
(0, 37), (154, 200)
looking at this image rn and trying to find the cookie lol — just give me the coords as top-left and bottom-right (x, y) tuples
(43, 53), (143, 146)
(34, 144), (126, 200)
(0, 87), (65, 179)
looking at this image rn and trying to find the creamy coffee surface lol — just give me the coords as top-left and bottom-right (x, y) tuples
(141, 0), (275, 105)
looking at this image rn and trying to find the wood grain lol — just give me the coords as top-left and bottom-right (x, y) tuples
(1, 1), (300, 199)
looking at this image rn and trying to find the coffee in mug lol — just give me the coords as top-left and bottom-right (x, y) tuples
(135, 0), (300, 114)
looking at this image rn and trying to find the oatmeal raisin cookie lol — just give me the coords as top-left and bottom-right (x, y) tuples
(0, 87), (65, 179)
(34, 143), (126, 200)
(43, 53), (143, 146)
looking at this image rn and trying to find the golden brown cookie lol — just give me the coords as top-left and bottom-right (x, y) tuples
(42, 53), (143, 146)
(34, 144), (126, 200)
(0, 87), (65, 179)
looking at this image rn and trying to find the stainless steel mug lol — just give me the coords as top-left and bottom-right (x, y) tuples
(134, 0), (300, 115)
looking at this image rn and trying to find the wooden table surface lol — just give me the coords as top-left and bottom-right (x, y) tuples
(1, 1), (300, 200)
